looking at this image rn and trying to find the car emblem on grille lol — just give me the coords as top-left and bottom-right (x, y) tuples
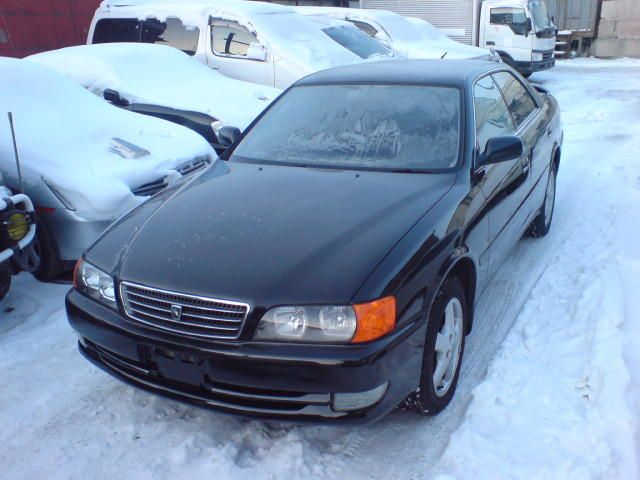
(170, 304), (183, 321)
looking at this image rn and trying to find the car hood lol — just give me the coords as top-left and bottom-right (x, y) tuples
(90, 161), (455, 307)
(1, 58), (215, 222)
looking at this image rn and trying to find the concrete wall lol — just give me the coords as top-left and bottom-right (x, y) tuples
(594, 0), (640, 57)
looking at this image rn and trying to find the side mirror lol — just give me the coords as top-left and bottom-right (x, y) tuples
(246, 42), (267, 62)
(478, 136), (523, 166)
(217, 126), (242, 147)
(103, 88), (128, 106)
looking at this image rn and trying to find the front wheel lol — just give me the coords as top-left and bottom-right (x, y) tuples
(403, 277), (468, 415)
(12, 219), (62, 281)
(527, 162), (557, 238)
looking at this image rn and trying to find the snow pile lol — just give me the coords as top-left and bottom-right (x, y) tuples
(0, 57), (214, 221)
(296, 7), (490, 60)
(433, 59), (640, 480)
(28, 43), (280, 130)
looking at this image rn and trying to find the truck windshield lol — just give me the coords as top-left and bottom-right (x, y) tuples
(322, 26), (392, 59)
(231, 84), (461, 172)
(529, 0), (553, 31)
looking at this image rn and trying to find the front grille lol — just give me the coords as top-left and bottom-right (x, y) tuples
(542, 50), (554, 61)
(120, 282), (249, 339)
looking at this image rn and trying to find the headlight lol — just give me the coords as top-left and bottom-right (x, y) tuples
(74, 259), (116, 308)
(532, 52), (544, 62)
(254, 296), (396, 344)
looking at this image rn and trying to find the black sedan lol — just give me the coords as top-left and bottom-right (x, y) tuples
(66, 59), (562, 424)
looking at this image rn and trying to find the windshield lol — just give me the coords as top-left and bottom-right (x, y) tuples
(231, 84), (461, 172)
(322, 26), (391, 59)
(529, 0), (553, 31)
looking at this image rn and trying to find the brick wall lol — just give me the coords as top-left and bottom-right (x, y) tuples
(594, 0), (640, 57)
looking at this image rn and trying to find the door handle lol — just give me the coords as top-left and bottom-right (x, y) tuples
(210, 64), (220, 70)
(546, 127), (552, 137)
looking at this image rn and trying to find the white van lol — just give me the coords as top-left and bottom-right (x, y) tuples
(88, 0), (395, 89)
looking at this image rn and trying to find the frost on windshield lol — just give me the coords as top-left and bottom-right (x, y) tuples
(234, 84), (460, 171)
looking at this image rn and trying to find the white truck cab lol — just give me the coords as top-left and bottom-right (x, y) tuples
(479, 0), (556, 76)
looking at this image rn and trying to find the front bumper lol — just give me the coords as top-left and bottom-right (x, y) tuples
(515, 58), (556, 76)
(66, 290), (424, 425)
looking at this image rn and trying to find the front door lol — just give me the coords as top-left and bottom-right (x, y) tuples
(472, 73), (532, 274)
(206, 19), (274, 87)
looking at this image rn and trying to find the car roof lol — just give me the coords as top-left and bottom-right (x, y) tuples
(297, 59), (504, 88)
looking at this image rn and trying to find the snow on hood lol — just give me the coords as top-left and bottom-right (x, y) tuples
(0, 57), (215, 221)
(297, 7), (491, 60)
(27, 43), (279, 130)
(94, 0), (375, 77)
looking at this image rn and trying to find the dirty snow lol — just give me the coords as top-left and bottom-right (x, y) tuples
(0, 57), (214, 221)
(28, 43), (279, 130)
(0, 59), (639, 480)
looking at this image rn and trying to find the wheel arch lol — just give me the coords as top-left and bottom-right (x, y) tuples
(431, 254), (478, 335)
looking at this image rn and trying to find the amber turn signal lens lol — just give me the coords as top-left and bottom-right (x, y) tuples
(72, 258), (83, 289)
(352, 296), (396, 343)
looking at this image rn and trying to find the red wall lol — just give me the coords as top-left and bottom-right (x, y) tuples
(0, 0), (99, 57)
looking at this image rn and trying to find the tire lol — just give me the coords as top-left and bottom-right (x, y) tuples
(403, 277), (468, 415)
(527, 161), (557, 238)
(13, 219), (62, 282)
(0, 261), (11, 301)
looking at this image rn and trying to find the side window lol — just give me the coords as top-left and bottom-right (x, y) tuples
(490, 7), (528, 36)
(349, 20), (378, 38)
(492, 71), (538, 128)
(93, 18), (140, 43)
(141, 18), (200, 55)
(211, 20), (259, 57)
(473, 75), (516, 152)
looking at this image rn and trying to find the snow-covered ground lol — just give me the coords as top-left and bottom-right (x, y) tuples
(1, 59), (638, 480)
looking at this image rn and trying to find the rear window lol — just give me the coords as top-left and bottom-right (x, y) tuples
(232, 84), (461, 172)
(322, 26), (390, 59)
(93, 17), (200, 55)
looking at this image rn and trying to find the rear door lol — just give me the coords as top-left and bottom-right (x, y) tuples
(472, 73), (531, 274)
(206, 19), (274, 87)
(493, 70), (547, 219)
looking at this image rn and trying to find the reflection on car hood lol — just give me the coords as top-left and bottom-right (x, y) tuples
(92, 161), (456, 307)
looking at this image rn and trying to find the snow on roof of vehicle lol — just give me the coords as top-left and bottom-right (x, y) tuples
(296, 6), (491, 60)
(27, 43), (279, 130)
(94, 0), (366, 72)
(0, 57), (214, 221)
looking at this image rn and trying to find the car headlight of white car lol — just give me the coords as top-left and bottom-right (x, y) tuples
(74, 259), (116, 308)
(531, 52), (544, 62)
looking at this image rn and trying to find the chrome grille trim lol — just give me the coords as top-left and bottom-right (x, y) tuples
(120, 281), (250, 339)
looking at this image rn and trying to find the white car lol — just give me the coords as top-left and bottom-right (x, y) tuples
(0, 57), (215, 280)
(28, 43), (280, 150)
(296, 7), (497, 61)
(88, 0), (395, 89)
